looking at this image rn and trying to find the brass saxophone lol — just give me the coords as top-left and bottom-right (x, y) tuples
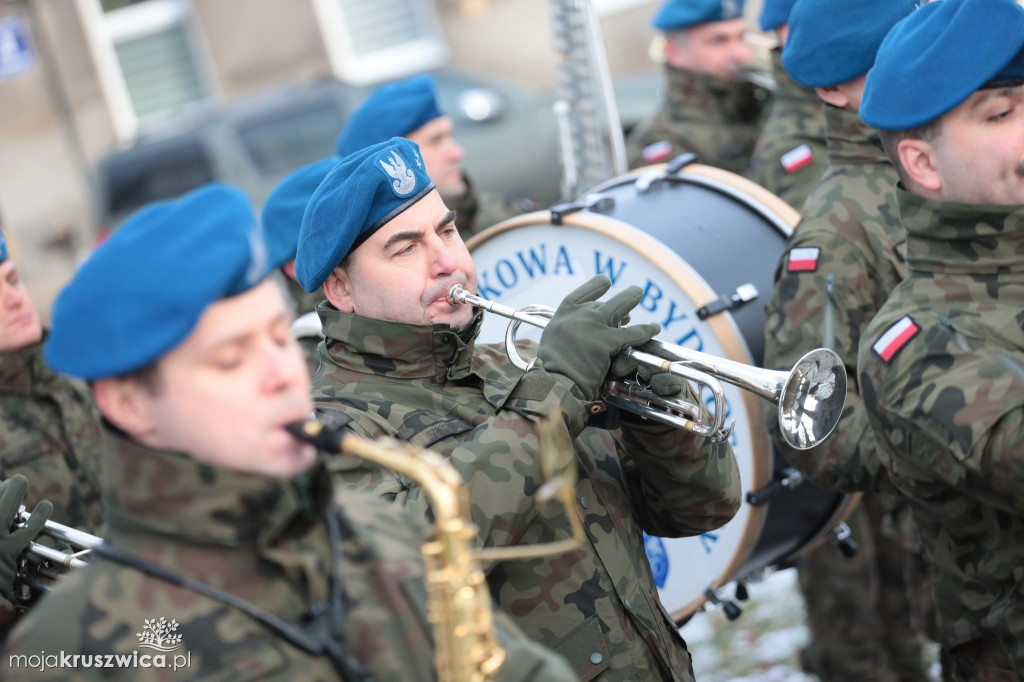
(290, 412), (584, 682)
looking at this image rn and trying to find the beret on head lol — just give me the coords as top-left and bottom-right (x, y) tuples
(295, 137), (434, 293)
(261, 155), (341, 270)
(0, 230), (8, 264)
(45, 183), (267, 380)
(758, 0), (798, 31)
(861, 0), (1024, 131)
(652, 0), (746, 31)
(335, 75), (444, 158)
(782, 0), (917, 88)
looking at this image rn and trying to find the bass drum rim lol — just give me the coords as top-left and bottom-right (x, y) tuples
(466, 205), (775, 621)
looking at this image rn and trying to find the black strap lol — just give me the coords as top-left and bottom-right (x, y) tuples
(92, 512), (374, 681)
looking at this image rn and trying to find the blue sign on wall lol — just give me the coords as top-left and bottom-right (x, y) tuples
(0, 14), (35, 81)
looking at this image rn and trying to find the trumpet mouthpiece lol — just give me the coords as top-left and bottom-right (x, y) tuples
(446, 283), (468, 305)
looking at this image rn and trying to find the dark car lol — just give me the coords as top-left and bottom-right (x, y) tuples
(93, 68), (566, 240)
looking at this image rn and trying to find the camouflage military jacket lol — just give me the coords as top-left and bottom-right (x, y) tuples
(0, 429), (576, 681)
(746, 49), (828, 211)
(0, 340), (102, 530)
(284, 275), (325, 376)
(625, 65), (771, 175)
(857, 190), (1024, 667)
(447, 173), (537, 242)
(763, 104), (906, 492)
(312, 304), (741, 682)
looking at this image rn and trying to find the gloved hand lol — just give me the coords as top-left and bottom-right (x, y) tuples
(0, 475), (52, 598)
(536, 276), (660, 401)
(610, 356), (688, 397)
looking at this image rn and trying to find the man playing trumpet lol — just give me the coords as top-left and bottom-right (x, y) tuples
(0, 183), (575, 680)
(294, 137), (742, 681)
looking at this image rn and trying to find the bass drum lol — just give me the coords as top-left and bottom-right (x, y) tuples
(466, 162), (855, 623)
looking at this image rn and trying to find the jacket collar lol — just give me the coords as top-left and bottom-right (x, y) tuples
(318, 301), (482, 383)
(0, 339), (54, 395)
(823, 104), (889, 167)
(898, 187), (1024, 275)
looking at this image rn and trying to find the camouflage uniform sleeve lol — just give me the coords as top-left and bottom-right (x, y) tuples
(324, 368), (592, 554)
(859, 318), (1024, 514)
(492, 609), (576, 682)
(763, 231), (886, 492)
(614, 379), (741, 537)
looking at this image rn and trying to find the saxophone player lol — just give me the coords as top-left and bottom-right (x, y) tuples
(294, 136), (741, 681)
(0, 183), (574, 680)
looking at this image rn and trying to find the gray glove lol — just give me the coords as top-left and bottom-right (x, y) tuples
(536, 276), (660, 401)
(0, 475), (52, 598)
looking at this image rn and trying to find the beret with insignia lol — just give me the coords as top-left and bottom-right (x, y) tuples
(652, 0), (746, 31)
(46, 183), (267, 380)
(861, 0), (1024, 131)
(296, 137), (434, 293)
(782, 0), (917, 88)
(336, 74), (444, 158)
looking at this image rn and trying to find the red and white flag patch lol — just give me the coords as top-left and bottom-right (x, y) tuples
(780, 143), (814, 174)
(787, 247), (820, 272)
(872, 315), (920, 362)
(642, 140), (673, 164)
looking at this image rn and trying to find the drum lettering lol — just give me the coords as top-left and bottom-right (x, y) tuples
(593, 251), (627, 285)
(554, 245), (574, 275)
(699, 532), (719, 555)
(660, 300), (691, 332)
(476, 271), (504, 301)
(517, 245), (549, 278)
(639, 280), (663, 313)
(672, 327), (703, 352)
(495, 259), (519, 290)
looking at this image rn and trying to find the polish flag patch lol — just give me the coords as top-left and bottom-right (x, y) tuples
(872, 316), (921, 362)
(787, 247), (820, 272)
(780, 143), (815, 174)
(642, 140), (673, 164)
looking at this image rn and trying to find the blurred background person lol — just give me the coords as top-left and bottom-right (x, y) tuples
(625, 0), (771, 173)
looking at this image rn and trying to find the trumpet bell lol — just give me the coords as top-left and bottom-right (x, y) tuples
(778, 348), (847, 450)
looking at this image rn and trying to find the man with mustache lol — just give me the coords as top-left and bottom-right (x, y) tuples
(625, 0), (771, 174)
(296, 136), (741, 681)
(0, 183), (575, 680)
(856, 0), (1024, 678)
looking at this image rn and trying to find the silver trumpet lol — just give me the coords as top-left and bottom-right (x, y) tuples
(446, 285), (846, 450)
(16, 506), (99, 571)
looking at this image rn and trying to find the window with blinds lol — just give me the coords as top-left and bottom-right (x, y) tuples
(315, 0), (448, 84)
(99, 0), (209, 121)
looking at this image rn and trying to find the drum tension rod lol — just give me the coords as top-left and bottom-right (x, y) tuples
(549, 194), (615, 225)
(634, 153), (699, 193)
(745, 467), (804, 506)
(827, 522), (860, 559)
(696, 283), (759, 321)
(703, 586), (742, 620)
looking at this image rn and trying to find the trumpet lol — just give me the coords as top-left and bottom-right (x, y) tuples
(10, 507), (100, 599)
(446, 284), (846, 450)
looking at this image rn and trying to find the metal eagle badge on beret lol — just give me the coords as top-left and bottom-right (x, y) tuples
(376, 149), (418, 197)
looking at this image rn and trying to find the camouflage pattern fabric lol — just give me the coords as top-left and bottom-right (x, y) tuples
(858, 189), (1024, 679)
(763, 104), (931, 681)
(446, 173), (538, 241)
(746, 49), (829, 211)
(0, 428), (577, 681)
(0, 341), (103, 532)
(625, 65), (771, 175)
(311, 304), (741, 682)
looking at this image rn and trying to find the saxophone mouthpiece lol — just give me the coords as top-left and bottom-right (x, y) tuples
(285, 413), (351, 453)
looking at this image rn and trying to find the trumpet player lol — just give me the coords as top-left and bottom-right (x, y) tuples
(0, 183), (575, 680)
(295, 136), (742, 681)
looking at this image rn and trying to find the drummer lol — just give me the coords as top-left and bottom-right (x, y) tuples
(295, 135), (741, 682)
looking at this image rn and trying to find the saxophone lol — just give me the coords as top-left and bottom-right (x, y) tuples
(291, 412), (584, 682)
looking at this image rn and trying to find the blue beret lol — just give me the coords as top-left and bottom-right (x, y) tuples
(335, 75), (444, 158)
(295, 137), (434, 292)
(45, 183), (267, 380)
(862, 0), (1024, 131)
(652, 0), (746, 31)
(759, 0), (797, 31)
(782, 0), (916, 88)
(261, 156), (340, 270)
(0, 231), (8, 264)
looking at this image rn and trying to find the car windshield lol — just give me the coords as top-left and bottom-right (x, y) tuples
(101, 138), (215, 220)
(236, 99), (345, 176)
